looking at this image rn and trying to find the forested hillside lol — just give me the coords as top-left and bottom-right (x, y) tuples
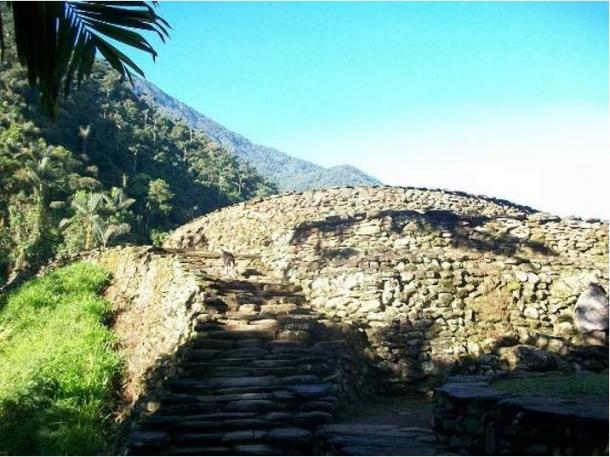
(0, 21), (276, 285)
(133, 79), (382, 192)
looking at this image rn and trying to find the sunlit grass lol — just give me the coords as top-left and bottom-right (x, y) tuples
(0, 262), (122, 455)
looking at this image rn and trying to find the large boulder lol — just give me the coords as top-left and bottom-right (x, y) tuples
(574, 283), (609, 334)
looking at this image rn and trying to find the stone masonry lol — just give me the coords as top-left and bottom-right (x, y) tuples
(166, 186), (609, 391)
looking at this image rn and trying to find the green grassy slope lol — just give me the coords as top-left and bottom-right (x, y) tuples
(0, 262), (122, 455)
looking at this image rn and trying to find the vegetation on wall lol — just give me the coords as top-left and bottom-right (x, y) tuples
(0, 15), (277, 284)
(0, 262), (121, 455)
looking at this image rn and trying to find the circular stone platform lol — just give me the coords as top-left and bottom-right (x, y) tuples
(433, 374), (609, 455)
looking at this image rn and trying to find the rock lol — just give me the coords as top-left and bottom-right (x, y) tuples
(356, 224), (381, 235)
(129, 430), (171, 449)
(523, 307), (539, 319)
(234, 444), (284, 455)
(286, 383), (330, 398)
(554, 321), (575, 338)
(227, 399), (276, 412)
(222, 430), (267, 443)
(467, 342), (481, 357)
(146, 400), (161, 412)
(266, 427), (312, 443)
(360, 299), (382, 313)
(497, 345), (557, 371)
(293, 411), (333, 426)
(574, 283), (609, 333)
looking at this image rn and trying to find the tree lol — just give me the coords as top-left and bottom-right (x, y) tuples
(0, 2), (169, 116)
(61, 190), (105, 251)
(145, 178), (173, 232)
(60, 187), (134, 252)
(78, 125), (91, 155)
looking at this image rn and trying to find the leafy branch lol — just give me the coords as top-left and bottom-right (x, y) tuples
(0, 1), (169, 117)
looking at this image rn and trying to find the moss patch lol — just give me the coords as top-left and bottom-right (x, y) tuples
(493, 374), (609, 400)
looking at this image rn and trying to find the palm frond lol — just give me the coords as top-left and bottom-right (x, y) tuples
(4, 1), (169, 117)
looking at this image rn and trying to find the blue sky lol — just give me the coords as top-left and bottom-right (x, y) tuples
(128, 2), (608, 218)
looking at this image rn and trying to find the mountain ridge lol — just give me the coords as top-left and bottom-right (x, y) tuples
(132, 78), (382, 192)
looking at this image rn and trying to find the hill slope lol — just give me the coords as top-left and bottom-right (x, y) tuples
(132, 79), (382, 192)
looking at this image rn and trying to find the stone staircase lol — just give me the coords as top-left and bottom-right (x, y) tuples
(126, 251), (371, 455)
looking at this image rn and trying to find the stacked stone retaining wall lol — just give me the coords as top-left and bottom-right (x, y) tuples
(166, 186), (609, 389)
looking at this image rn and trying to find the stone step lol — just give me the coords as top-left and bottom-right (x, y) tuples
(172, 433), (224, 447)
(162, 391), (293, 406)
(182, 357), (295, 369)
(261, 294), (306, 305)
(182, 356), (273, 367)
(162, 442), (300, 456)
(183, 353), (332, 369)
(232, 444), (286, 455)
(126, 258), (366, 456)
(221, 321), (279, 333)
(142, 414), (256, 429)
(265, 427), (313, 446)
(142, 416), (273, 432)
(161, 445), (234, 456)
(170, 374), (323, 392)
(184, 347), (271, 362)
(182, 365), (305, 378)
(170, 376), (279, 391)
(190, 337), (265, 350)
(189, 338), (240, 350)
(208, 281), (260, 293)
(259, 303), (299, 314)
(192, 327), (273, 340)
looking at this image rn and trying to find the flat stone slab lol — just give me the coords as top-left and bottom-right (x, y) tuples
(173, 433), (224, 446)
(341, 443), (437, 456)
(498, 395), (609, 422)
(222, 429), (267, 443)
(233, 444), (285, 455)
(130, 430), (171, 447)
(318, 424), (403, 437)
(266, 427), (312, 443)
(162, 445), (233, 455)
(317, 423), (442, 456)
(286, 383), (330, 398)
(278, 374), (320, 385)
(436, 384), (509, 402)
(176, 376), (279, 389)
(226, 399), (277, 412)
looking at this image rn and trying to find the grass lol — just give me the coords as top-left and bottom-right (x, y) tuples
(0, 262), (122, 455)
(493, 373), (609, 400)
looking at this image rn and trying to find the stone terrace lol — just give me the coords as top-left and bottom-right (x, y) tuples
(166, 186), (609, 391)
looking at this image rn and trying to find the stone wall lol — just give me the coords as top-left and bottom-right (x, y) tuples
(166, 186), (609, 388)
(92, 247), (206, 406)
(434, 375), (609, 455)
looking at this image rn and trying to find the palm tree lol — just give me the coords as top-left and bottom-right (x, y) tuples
(16, 144), (65, 243)
(0, 2), (169, 117)
(96, 220), (131, 249)
(105, 186), (135, 214)
(78, 125), (91, 156)
(18, 145), (60, 202)
(60, 191), (105, 250)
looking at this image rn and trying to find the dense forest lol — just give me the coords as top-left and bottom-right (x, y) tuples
(0, 26), (277, 285)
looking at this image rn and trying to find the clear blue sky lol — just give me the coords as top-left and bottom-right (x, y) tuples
(127, 1), (609, 218)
